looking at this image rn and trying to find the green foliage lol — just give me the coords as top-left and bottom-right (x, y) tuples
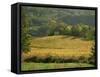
(71, 25), (80, 36)
(85, 28), (95, 40)
(29, 18), (95, 40)
(79, 25), (95, 40)
(88, 43), (95, 65)
(47, 18), (57, 35)
(24, 55), (86, 63)
(21, 6), (95, 38)
(21, 7), (32, 52)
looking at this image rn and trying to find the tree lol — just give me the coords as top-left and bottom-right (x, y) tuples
(21, 7), (32, 52)
(71, 25), (80, 36)
(47, 18), (57, 35)
(79, 25), (89, 38)
(58, 22), (67, 35)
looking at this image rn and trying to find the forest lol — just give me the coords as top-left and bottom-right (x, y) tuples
(21, 6), (95, 71)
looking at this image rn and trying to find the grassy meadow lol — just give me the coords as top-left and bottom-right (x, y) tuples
(21, 35), (94, 71)
(22, 62), (94, 71)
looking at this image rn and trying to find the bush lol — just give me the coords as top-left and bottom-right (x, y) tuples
(24, 55), (90, 63)
(88, 43), (95, 65)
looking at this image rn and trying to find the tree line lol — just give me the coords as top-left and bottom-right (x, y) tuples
(29, 18), (95, 40)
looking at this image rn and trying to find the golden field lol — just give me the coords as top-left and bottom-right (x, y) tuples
(22, 35), (93, 62)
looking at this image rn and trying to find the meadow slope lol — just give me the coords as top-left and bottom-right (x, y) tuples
(21, 35), (94, 70)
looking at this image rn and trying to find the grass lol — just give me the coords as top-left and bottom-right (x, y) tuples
(21, 35), (94, 71)
(22, 62), (94, 71)
(22, 35), (93, 61)
(31, 35), (92, 49)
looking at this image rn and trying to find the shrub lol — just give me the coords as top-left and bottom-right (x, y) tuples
(24, 55), (90, 63)
(88, 43), (95, 65)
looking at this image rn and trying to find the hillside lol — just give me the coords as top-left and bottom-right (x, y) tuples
(21, 35), (94, 70)
(22, 6), (95, 26)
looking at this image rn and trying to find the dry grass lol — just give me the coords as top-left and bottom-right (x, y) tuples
(22, 35), (93, 62)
